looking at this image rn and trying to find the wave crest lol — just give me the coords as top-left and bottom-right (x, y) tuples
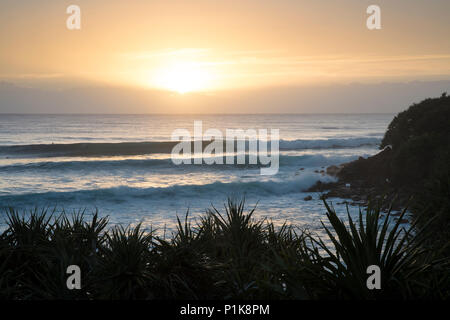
(0, 137), (380, 158)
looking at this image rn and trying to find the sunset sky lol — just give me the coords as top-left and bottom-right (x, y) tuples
(1, 0), (450, 113)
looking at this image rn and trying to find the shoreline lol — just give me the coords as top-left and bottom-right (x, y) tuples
(306, 147), (413, 213)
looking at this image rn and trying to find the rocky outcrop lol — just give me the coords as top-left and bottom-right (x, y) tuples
(336, 147), (393, 187)
(326, 165), (343, 177)
(306, 147), (409, 210)
(307, 95), (450, 211)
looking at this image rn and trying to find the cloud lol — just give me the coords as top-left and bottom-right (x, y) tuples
(1, 79), (449, 114)
(0, 73), (65, 80)
(119, 49), (450, 87)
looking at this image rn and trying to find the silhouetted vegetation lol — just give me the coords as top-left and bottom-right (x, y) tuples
(380, 93), (450, 187)
(324, 95), (450, 253)
(0, 199), (448, 300)
(379, 94), (450, 252)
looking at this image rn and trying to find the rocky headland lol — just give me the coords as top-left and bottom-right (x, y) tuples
(306, 94), (450, 213)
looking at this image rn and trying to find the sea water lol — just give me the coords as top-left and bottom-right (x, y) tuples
(0, 113), (393, 237)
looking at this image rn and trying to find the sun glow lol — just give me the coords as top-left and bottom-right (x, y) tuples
(154, 62), (213, 94)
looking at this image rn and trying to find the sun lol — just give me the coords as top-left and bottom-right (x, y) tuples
(154, 62), (212, 94)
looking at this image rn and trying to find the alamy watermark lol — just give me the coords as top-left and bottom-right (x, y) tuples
(171, 121), (279, 175)
(66, 265), (81, 290)
(367, 5), (382, 30)
(66, 5), (81, 30)
(366, 265), (381, 290)
(66, 4), (381, 31)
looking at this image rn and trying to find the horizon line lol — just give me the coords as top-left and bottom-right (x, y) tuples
(0, 112), (397, 116)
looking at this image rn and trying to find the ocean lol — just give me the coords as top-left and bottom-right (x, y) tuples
(0, 114), (394, 236)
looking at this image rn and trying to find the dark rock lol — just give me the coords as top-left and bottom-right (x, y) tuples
(326, 165), (341, 176)
(337, 147), (393, 187)
(304, 195), (313, 201)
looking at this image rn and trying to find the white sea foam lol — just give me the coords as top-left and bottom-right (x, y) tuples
(0, 113), (393, 230)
